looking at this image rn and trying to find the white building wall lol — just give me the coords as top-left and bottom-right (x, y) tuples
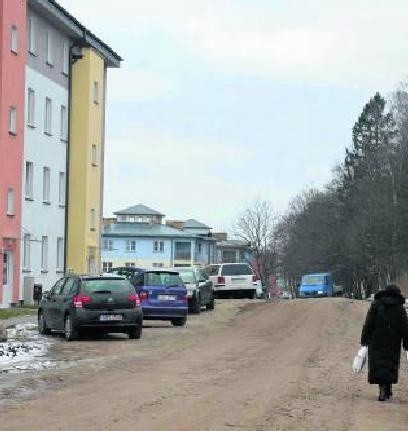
(21, 66), (68, 296)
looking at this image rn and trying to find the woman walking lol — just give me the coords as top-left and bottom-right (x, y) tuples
(361, 284), (408, 401)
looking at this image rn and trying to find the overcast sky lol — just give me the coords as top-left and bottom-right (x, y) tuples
(60, 0), (408, 231)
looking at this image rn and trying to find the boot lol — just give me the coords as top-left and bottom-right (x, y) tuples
(378, 385), (387, 402)
(386, 384), (393, 399)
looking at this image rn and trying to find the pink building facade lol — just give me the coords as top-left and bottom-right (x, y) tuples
(0, 0), (26, 306)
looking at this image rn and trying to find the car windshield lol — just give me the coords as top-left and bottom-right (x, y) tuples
(178, 270), (195, 284)
(145, 272), (184, 287)
(204, 265), (220, 276)
(221, 264), (253, 276)
(82, 279), (133, 294)
(302, 275), (325, 285)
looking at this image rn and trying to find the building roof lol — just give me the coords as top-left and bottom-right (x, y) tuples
(114, 204), (164, 217)
(217, 240), (252, 249)
(183, 219), (211, 229)
(103, 222), (216, 241)
(29, 0), (122, 67)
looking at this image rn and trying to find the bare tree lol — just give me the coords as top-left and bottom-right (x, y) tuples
(233, 199), (276, 287)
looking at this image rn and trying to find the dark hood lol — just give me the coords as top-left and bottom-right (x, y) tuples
(374, 288), (405, 306)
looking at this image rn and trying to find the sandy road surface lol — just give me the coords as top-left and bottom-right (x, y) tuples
(1, 298), (408, 431)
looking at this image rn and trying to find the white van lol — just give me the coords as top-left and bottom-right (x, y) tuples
(204, 263), (258, 299)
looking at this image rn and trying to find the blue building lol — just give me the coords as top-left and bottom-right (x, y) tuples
(101, 204), (217, 271)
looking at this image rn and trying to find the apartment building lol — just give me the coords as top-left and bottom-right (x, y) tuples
(1, 0), (121, 306)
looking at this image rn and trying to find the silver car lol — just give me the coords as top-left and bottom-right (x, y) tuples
(175, 267), (215, 314)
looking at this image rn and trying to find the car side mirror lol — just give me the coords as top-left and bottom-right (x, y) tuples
(43, 291), (51, 299)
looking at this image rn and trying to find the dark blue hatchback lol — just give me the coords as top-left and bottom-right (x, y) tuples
(129, 269), (188, 326)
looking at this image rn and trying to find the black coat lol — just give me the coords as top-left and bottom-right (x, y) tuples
(361, 288), (408, 384)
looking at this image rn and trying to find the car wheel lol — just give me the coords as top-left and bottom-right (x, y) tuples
(171, 317), (187, 327)
(64, 314), (79, 341)
(38, 310), (51, 335)
(128, 325), (142, 340)
(206, 293), (215, 310)
(192, 293), (201, 314)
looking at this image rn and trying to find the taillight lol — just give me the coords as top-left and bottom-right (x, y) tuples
(139, 291), (149, 302)
(217, 276), (225, 285)
(73, 294), (91, 308)
(252, 275), (259, 282)
(128, 293), (140, 307)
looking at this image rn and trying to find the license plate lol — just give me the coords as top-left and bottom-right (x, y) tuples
(99, 314), (123, 321)
(232, 278), (245, 283)
(158, 294), (176, 301)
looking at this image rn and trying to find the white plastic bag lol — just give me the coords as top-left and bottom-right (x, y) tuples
(352, 346), (368, 373)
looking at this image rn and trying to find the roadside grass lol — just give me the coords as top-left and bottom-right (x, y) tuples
(0, 307), (38, 320)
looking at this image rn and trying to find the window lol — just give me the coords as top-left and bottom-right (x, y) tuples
(46, 30), (53, 65)
(27, 88), (35, 127)
(198, 243), (202, 254)
(43, 167), (50, 203)
(8, 107), (16, 135)
(23, 234), (31, 271)
(59, 172), (65, 206)
(103, 239), (113, 251)
(91, 144), (98, 166)
(56, 237), (64, 271)
(60, 105), (67, 140)
(126, 240), (136, 252)
(11, 26), (18, 53)
(7, 188), (15, 216)
(152, 263), (164, 268)
(174, 241), (192, 260)
(45, 98), (52, 135)
(221, 264), (253, 276)
(25, 162), (34, 200)
(93, 82), (99, 104)
(125, 262), (136, 268)
(62, 42), (69, 75)
(41, 236), (48, 272)
(62, 278), (77, 295)
(90, 209), (96, 231)
(28, 17), (36, 54)
(102, 262), (113, 273)
(153, 241), (165, 252)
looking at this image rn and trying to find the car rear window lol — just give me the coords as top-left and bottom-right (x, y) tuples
(221, 264), (253, 276)
(145, 272), (184, 287)
(204, 265), (220, 276)
(81, 279), (133, 294)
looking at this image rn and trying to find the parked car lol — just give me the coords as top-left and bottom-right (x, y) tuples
(130, 269), (188, 326)
(204, 263), (258, 299)
(174, 267), (215, 313)
(38, 275), (143, 341)
(108, 267), (144, 281)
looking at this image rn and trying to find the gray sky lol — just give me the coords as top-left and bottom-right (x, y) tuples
(60, 0), (408, 231)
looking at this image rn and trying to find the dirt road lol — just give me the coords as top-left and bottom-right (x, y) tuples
(1, 298), (408, 430)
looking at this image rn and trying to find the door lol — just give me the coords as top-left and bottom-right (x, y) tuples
(54, 278), (77, 330)
(45, 278), (66, 328)
(2, 252), (13, 307)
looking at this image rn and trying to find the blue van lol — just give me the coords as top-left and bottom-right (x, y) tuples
(128, 269), (188, 326)
(299, 272), (334, 298)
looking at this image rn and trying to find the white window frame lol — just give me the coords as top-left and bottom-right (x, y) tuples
(45, 97), (52, 135)
(27, 88), (35, 127)
(93, 81), (99, 104)
(62, 41), (69, 75)
(91, 144), (98, 166)
(59, 172), (65, 207)
(103, 239), (113, 251)
(102, 262), (113, 273)
(60, 105), (67, 141)
(28, 16), (36, 55)
(7, 188), (15, 216)
(8, 107), (17, 135)
(23, 234), (31, 271)
(25, 161), (34, 200)
(46, 30), (53, 66)
(41, 236), (48, 272)
(56, 237), (64, 271)
(11, 25), (18, 54)
(125, 262), (135, 268)
(126, 240), (136, 252)
(160, 241), (164, 252)
(153, 263), (164, 268)
(90, 209), (96, 231)
(43, 167), (51, 203)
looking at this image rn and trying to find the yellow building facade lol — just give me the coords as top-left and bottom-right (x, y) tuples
(66, 47), (115, 274)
